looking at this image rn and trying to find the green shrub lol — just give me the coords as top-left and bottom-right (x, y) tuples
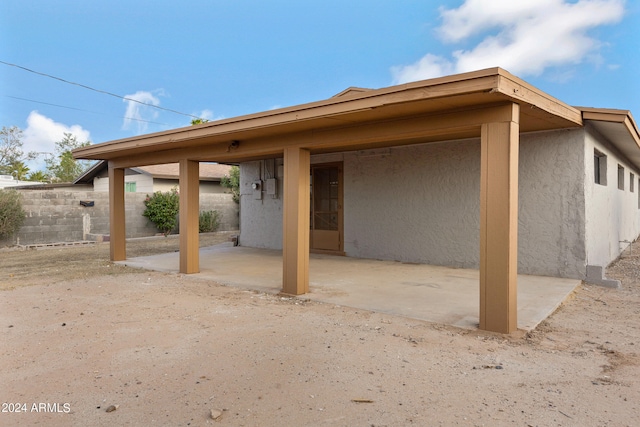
(199, 210), (220, 233)
(221, 166), (240, 203)
(0, 190), (26, 240)
(143, 188), (180, 236)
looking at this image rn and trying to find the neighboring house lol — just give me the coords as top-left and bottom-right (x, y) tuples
(74, 161), (232, 194)
(73, 68), (640, 333)
(0, 175), (45, 189)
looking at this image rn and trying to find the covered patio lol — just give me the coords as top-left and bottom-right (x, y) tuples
(117, 242), (580, 332)
(74, 68), (585, 334)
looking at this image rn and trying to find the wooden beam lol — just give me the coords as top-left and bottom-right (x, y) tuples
(479, 103), (520, 333)
(179, 159), (200, 274)
(282, 147), (310, 295)
(105, 105), (519, 169)
(108, 164), (126, 261)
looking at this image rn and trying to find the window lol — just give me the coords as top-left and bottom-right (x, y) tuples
(594, 150), (607, 185)
(618, 164), (624, 190)
(125, 182), (137, 193)
(632, 173), (635, 193)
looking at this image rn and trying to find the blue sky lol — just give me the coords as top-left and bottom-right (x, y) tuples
(1, 0), (638, 172)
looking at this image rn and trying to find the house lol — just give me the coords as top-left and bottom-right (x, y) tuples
(73, 68), (640, 333)
(0, 175), (47, 189)
(74, 161), (233, 194)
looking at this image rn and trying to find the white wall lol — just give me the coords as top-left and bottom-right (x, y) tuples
(238, 130), (591, 279)
(584, 124), (640, 269)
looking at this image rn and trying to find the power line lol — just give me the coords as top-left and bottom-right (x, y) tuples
(3, 95), (171, 126)
(0, 60), (204, 120)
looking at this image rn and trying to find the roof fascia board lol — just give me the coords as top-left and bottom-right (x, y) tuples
(581, 108), (640, 151)
(495, 71), (582, 125)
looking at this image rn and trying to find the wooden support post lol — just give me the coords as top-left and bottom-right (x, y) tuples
(480, 104), (520, 333)
(179, 159), (200, 274)
(108, 164), (126, 261)
(282, 147), (310, 295)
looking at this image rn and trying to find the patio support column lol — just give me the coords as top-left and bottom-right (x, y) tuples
(108, 163), (126, 261)
(282, 147), (310, 295)
(179, 159), (200, 274)
(480, 103), (520, 333)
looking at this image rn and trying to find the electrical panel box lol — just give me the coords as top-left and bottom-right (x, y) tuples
(266, 178), (277, 196)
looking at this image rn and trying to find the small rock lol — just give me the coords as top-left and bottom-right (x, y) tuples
(210, 409), (223, 420)
(105, 404), (119, 413)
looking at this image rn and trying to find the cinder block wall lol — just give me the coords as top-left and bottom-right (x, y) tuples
(1, 190), (239, 246)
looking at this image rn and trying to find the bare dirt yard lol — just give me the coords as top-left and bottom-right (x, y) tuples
(1, 232), (639, 426)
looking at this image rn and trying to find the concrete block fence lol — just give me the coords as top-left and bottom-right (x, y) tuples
(1, 190), (239, 246)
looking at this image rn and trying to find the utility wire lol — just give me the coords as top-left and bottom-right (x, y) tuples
(3, 95), (171, 126)
(0, 60), (204, 120)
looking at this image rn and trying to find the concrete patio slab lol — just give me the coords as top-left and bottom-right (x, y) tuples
(118, 243), (580, 331)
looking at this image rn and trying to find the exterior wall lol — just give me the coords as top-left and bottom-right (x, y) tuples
(584, 124), (640, 268)
(0, 190), (239, 246)
(95, 175), (225, 194)
(153, 178), (225, 194)
(239, 160), (284, 249)
(94, 174), (154, 193)
(518, 129), (586, 278)
(238, 130), (591, 279)
(342, 143), (480, 268)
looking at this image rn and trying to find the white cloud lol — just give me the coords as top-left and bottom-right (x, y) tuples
(392, 0), (625, 84)
(122, 90), (163, 134)
(195, 109), (226, 122)
(198, 109), (215, 121)
(22, 111), (91, 171)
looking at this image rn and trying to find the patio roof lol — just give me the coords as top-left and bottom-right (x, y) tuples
(73, 67), (583, 168)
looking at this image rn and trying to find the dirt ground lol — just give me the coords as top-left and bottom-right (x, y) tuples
(1, 232), (639, 426)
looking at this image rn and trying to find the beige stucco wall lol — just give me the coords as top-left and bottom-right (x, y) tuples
(584, 124), (640, 269)
(239, 128), (639, 279)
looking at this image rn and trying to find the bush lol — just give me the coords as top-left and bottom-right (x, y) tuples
(221, 166), (240, 203)
(143, 188), (180, 236)
(199, 210), (220, 233)
(0, 190), (26, 240)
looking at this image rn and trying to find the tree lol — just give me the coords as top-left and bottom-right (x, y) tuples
(45, 133), (92, 182)
(221, 166), (240, 203)
(0, 189), (26, 240)
(8, 161), (30, 181)
(0, 126), (35, 177)
(190, 118), (209, 125)
(27, 170), (49, 183)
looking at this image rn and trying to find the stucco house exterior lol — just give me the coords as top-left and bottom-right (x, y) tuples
(74, 161), (232, 194)
(73, 68), (640, 333)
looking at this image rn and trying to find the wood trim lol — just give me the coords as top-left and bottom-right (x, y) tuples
(479, 103), (519, 333)
(282, 147), (311, 295)
(108, 165), (126, 261)
(179, 160), (200, 274)
(103, 105), (520, 169)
